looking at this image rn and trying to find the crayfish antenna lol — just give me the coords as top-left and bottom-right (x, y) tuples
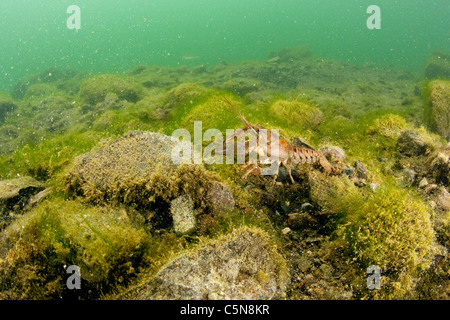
(215, 87), (252, 129)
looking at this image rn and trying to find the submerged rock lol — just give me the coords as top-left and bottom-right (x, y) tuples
(222, 77), (260, 96)
(204, 181), (235, 215)
(427, 80), (450, 139)
(318, 145), (346, 161)
(426, 146), (450, 186)
(0, 93), (17, 124)
(434, 187), (450, 211)
(0, 176), (45, 230)
(354, 161), (368, 180)
(269, 99), (322, 130)
(80, 74), (142, 105)
(64, 131), (212, 207)
(287, 212), (316, 230)
(396, 130), (430, 156)
(162, 83), (209, 109)
(0, 177), (44, 212)
(267, 46), (311, 63)
(119, 227), (288, 300)
(425, 50), (450, 79)
(170, 194), (196, 234)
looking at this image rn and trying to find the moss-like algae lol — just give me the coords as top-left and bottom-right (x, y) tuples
(337, 184), (436, 298)
(80, 74), (143, 105)
(0, 52), (448, 300)
(269, 99), (323, 131)
(0, 198), (151, 299)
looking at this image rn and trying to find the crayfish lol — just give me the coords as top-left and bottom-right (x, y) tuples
(216, 90), (331, 185)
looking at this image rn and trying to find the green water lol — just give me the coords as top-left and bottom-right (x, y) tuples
(0, 0), (449, 93)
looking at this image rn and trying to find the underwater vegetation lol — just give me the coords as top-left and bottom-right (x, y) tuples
(0, 47), (449, 300)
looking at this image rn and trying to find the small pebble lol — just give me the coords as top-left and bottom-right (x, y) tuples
(419, 178), (428, 188)
(281, 227), (291, 235)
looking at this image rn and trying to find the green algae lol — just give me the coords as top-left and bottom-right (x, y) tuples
(80, 74), (143, 105)
(269, 99), (323, 131)
(337, 184), (436, 298)
(0, 52), (448, 300)
(0, 198), (152, 299)
(366, 113), (409, 139)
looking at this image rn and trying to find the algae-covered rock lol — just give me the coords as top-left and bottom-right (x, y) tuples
(170, 194), (196, 234)
(427, 80), (450, 139)
(80, 74), (142, 105)
(338, 186), (436, 297)
(64, 131), (213, 208)
(23, 83), (62, 100)
(367, 114), (408, 139)
(182, 95), (243, 132)
(134, 95), (168, 120)
(269, 99), (322, 130)
(318, 145), (346, 161)
(397, 130), (433, 157)
(317, 145), (346, 175)
(426, 145), (450, 186)
(222, 77), (260, 96)
(162, 83), (209, 109)
(396, 130), (431, 156)
(425, 50), (450, 79)
(204, 181), (235, 215)
(306, 170), (362, 215)
(267, 46), (311, 63)
(0, 198), (150, 299)
(0, 177), (44, 212)
(0, 176), (45, 230)
(119, 227), (288, 300)
(0, 92), (17, 124)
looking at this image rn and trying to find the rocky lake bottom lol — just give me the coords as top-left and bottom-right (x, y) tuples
(0, 46), (449, 300)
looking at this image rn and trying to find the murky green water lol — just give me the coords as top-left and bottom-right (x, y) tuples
(1, 0), (449, 92)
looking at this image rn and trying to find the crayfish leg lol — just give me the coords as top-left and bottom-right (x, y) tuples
(242, 164), (262, 179)
(281, 160), (295, 184)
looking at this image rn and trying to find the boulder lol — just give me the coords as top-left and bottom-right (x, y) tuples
(80, 74), (142, 105)
(118, 227), (288, 300)
(434, 187), (450, 211)
(0, 93), (17, 124)
(64, 131), (211, 207)
(0, 177), (44, 212)
(354, 161), (368, 180)
(204, 181), (235, 215)
(0, 176), (45, 229)
(222, 77), (260, 96)
(396, 130), (430, 156)
(162, 83), (209, 109)
(269, 99), (322, 130)
(425, 50), (450, 79)
(427, 80), (450, 139)
(426, 145), (450, 186)
(318, 145), (346, 161)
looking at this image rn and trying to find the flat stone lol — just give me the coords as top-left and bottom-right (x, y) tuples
(170, 194), (196, 234)
(204, 181), (235, 215)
